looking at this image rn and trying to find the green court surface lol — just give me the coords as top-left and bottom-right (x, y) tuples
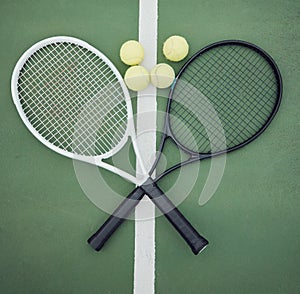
(0, 0), (299, 293)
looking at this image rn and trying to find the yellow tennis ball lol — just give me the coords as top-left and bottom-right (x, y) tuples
(163, 35), (189, 62)
(150, 63), (175, 89)
(120, 40), (144, 66)
(124, 66), (149, 91)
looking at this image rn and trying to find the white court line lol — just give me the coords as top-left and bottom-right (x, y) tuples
(133, 1), (158, 294)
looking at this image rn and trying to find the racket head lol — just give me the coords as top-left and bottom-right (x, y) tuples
(11, 36), (134, 164)
(166, 40), (282, 157)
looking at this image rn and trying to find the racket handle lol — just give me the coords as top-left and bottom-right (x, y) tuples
(142, 179), (209, 255)
(87, 186), (145, 251)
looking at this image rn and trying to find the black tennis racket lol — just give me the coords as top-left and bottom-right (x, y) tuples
(88, 40), (282, 254)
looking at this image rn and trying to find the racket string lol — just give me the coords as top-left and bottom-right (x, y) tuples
(170, 102), (208, 151)
(59, 95), (127, 155)
(170, 92), (226, 152)
(72, 103), (127, 155)
(169, 44), (279, 153)
(18, 41), (129, 156)
(70, 87), (128, 155)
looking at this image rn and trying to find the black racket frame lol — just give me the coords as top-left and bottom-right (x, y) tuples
(88, 40), (282, 254)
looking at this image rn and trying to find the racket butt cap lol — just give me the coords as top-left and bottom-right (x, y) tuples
(192, 239), (209, 255)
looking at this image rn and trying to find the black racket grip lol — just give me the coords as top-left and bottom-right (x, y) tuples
(141, 179), (209, 255)
(88, 186), (145, 251)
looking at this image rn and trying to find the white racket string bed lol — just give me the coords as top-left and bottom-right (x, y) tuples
(11, 36), (208, 254)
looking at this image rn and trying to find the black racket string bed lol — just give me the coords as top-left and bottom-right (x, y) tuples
(88, 40), (282, 254)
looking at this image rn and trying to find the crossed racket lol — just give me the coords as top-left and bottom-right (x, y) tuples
(11, 37), (282, 255)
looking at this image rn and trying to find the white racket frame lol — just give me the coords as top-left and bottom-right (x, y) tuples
(11, 36), (146, 186)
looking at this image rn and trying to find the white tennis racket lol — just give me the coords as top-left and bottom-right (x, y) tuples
(11, 36), (207, 252)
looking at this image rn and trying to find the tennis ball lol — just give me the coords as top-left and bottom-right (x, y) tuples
(120, 40), (144, 66)
(150, 63), (175, 89)
(124, 65), (150, 91)
(163, 35), (189, 62)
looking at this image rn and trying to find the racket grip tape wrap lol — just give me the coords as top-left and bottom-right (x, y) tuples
(141, 179), (209, 255)
(87, 186), (145, 251)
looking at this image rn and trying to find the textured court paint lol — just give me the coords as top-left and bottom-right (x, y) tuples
(1, 0), (300, 293)
(134, 1), (158, 293)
